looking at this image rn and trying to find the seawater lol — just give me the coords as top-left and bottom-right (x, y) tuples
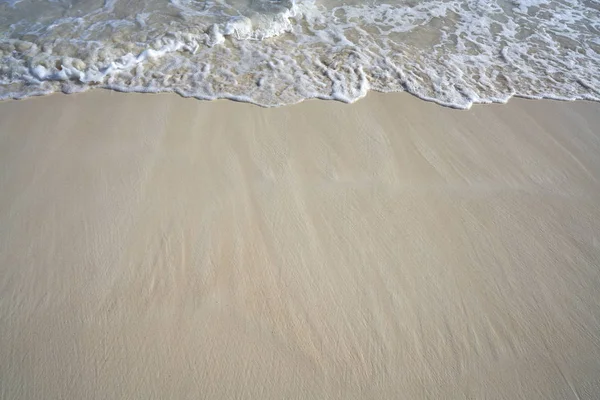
(0, 0), (599, 107)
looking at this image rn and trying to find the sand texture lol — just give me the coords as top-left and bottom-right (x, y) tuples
(1, 91), (600, 399)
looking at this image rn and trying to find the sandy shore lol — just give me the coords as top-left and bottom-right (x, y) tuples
(1, 91), (599, 399)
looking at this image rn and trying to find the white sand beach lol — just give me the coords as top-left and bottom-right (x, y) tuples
(1, 91), (600, 399)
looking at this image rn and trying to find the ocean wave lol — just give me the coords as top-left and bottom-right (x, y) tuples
(0, 0), (599, 107)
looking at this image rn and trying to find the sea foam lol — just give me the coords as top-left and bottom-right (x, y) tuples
(0, 0), (598, 107)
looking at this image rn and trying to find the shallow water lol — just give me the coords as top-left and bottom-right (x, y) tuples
(1, 0), (599, 107)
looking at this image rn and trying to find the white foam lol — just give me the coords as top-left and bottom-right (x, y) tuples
(513, 0), (550, 13)
(0, 0), (599, 107)
(206, 24), (225, 47)
(223, 17), (254, 39)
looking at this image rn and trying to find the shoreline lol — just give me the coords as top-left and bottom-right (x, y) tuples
(2, 86), (600, 111)
(1, 90), (600, 399)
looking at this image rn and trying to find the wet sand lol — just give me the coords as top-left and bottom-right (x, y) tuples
(1, 91), (600, 399)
